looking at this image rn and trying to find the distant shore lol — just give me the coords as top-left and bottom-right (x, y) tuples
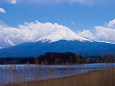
(6, 68), (115, 86)
(0, 52), (115, 65)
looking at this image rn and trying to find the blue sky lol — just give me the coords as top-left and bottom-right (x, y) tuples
(0, 0), (115, 47)
(0, 0), (115, 31)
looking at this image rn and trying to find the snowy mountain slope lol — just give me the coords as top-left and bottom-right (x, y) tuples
(0, 22), (115, 57)
(0, 22), (90, 48)
(35, 25), (89, 42)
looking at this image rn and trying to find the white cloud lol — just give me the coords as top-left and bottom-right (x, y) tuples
(107, 19), (115, 28)
(0, 21), (81, 47)
(1, 19), (115, 48)
(0, 8), (5, 13)
(6, 0), (17, 4)
(78, 30), (96, 40)
(95, 26), (115, 43)
(78, 19), (115, 44)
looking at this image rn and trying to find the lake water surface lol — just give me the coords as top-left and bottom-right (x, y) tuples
(0, 63), (115, 85)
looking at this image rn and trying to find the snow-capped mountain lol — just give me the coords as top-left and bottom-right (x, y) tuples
(0, 22), (90, 48)
(0, 22), (114, 58)
(34, 25), (89, 42)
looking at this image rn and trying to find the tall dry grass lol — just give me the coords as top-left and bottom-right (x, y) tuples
(5, 67), (115, 86)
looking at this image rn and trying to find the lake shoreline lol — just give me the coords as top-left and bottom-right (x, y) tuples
(5, 68), (115, 86)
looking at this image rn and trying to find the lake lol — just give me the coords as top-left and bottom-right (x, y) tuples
(0, 63), (115, 85)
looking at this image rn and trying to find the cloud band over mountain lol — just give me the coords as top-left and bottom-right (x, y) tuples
(78, 19), (115, 44)
(0, 19), (115, 48)
(0, 21), (88, 48)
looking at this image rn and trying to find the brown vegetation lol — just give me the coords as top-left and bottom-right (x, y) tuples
(5, 67), (115, 86)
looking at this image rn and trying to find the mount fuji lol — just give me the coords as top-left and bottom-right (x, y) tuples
(0, 23), (115, 58)
(20, 22), (90, 43)
(0, 22), (89, 48)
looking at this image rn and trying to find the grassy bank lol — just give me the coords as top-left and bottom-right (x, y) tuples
(6, 68), (115, 86)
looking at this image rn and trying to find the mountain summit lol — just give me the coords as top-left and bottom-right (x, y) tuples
(33, 23), (89, 42)
(0, 22), (90, 48)
(1, 22), (114, 58)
